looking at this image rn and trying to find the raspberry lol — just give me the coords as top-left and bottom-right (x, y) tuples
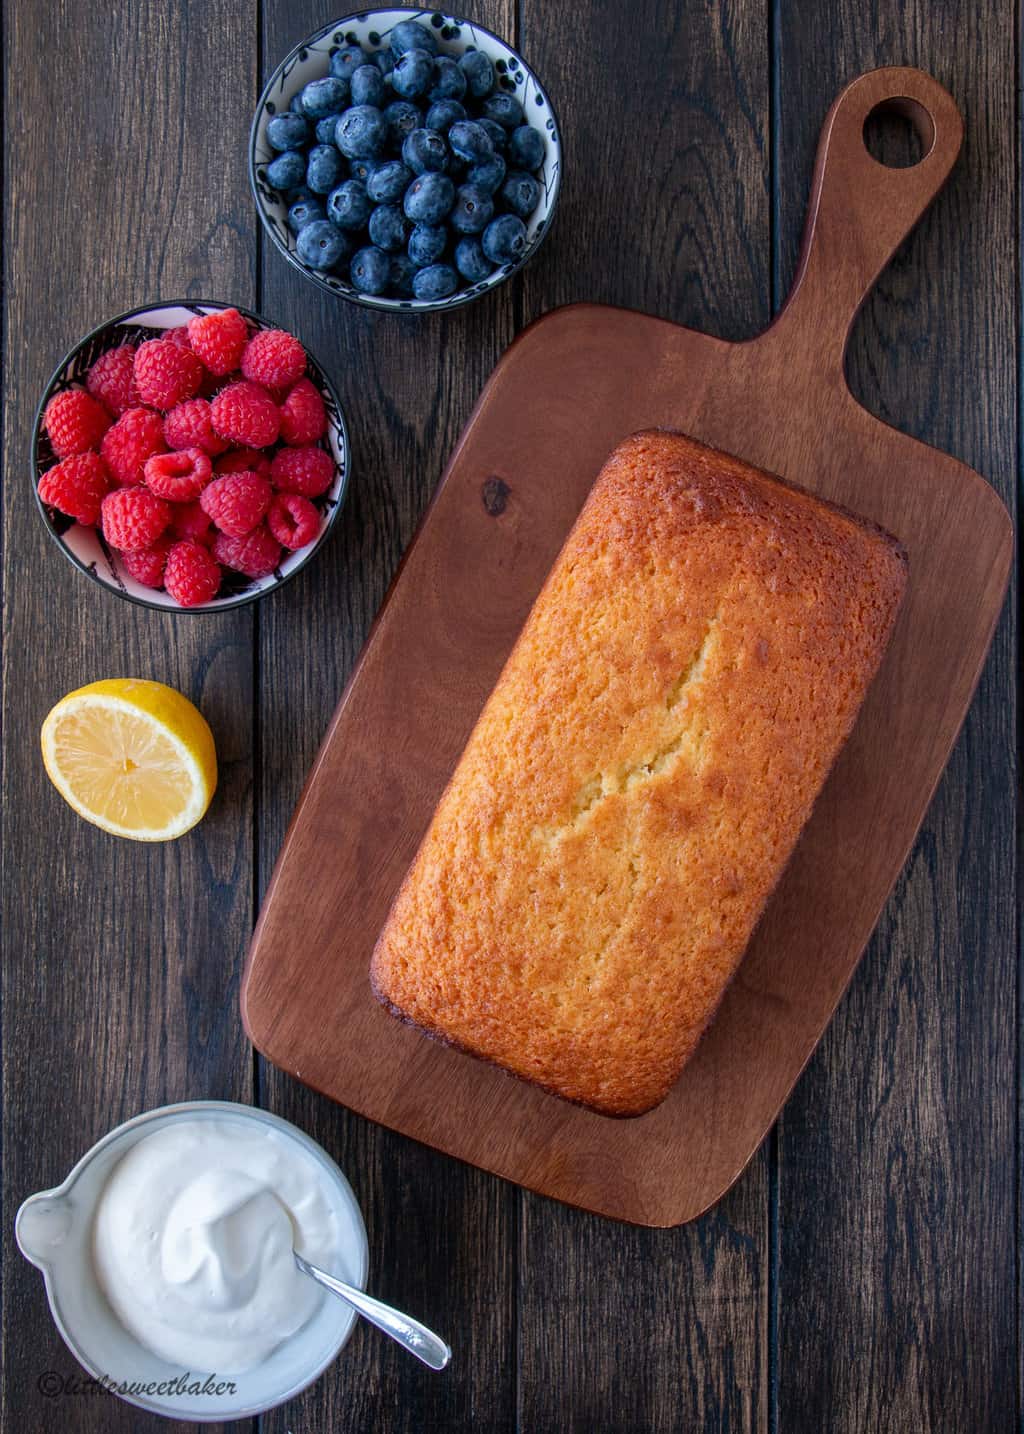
(267, 492), (320, 550)
(120, 537), (173, 588)
(164, 541), (222, 607)
(215, 446), (272, 480)
(211, 382), (280, 447)
(187, 307), (249, 377)
(86, 344), (137, 416)
(240, 328), (306, 392)
(200, 472), (272, 536)
(143, 448), (212, 503)
(270, 445), (335, 498)
(165, 326), (192, 348)
(163, 398), (227, 456)
(279, 378), (327, 446)
(170, 500), (214, 547)
(101, 486), (171, 552)
(133, 339), (204, 410)
(101, 407), (167, 485)
(43, 387), (112, 458)
(213, 525), (282, 579)
(37, 451), (111, 526)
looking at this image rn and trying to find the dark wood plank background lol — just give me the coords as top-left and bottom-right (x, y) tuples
(0, 1), (1016, 1431)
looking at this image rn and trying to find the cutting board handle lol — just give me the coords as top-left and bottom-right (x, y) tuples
(769, 67), (963, 378)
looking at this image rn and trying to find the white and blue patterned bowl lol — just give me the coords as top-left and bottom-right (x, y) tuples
(32, 301), (350, 614)
(250, 9), (562, 312)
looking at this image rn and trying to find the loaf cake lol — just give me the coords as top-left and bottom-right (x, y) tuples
(371, 431), (908, 1116)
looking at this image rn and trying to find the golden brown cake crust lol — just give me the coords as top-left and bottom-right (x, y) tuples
(371, 431), (908, 1117)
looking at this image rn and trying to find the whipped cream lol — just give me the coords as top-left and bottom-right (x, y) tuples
(92, 1117), (341, 1373)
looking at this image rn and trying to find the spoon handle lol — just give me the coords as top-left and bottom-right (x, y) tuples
(294, 1252), (451, 1371)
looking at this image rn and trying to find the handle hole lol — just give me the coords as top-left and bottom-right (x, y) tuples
(863, 98), (935, 169)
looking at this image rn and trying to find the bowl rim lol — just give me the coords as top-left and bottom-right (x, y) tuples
(249, 6), (563, 313)
(15, 1099), (370, 1422)
(31, 298), (352, 616)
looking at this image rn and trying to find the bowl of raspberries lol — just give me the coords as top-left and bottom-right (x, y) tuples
(250, 9), (561, 309)
(33, 301), (349, 611)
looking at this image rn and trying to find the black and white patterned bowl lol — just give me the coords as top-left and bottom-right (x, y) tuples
(32, 301), (350, 614)
(250, 9), (562, 312)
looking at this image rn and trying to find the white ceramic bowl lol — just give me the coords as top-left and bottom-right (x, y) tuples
(33, 301), (350, 613)
(15, 1101), (369, 1422)
(250, 8), (562, 311)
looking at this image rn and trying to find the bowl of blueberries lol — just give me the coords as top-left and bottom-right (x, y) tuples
(250, 9), (560, 310)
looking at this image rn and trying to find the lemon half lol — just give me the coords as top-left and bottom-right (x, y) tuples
(41, 679), (217, 841)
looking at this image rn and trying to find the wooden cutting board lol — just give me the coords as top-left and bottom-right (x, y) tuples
(242, 67), (1011, 1226)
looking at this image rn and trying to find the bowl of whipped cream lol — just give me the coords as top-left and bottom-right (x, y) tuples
(15, 1101), (368, 1421)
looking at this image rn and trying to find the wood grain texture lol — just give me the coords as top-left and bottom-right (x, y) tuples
(0, 2), (258, 1432)
(773, 5), (1019, 1433)
(518, 0), (770, 340)
(254, 6), (520, 1433)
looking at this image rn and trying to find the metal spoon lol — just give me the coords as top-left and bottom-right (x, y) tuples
(294, 1250), (451, 1371)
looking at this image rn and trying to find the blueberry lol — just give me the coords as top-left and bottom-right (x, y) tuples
(327, 178), (371, 230)
(408, 222), (448, 267)
(330, 45), (366, 82)
(429, 56), (467, 103)
(306, 144), (346, 194)
(350, 63), (386, 108)
(366, 159), (413, 203)
(315, 114), (341, 145)
(477, 118), (508, 151)
(335, 104), (387, 159)
(467, 152), (506, 196)
(459, 49), (495, 99)
(403, 171), (455, 224)
(265, 151), (306, 191)
(369, 203), (411, 253)
(391, 47), (434, 99)
(500, 170), (541, 219)
(448, 120), (494, 164)
(287, 196), (326, 234)
(425, 98), (467, 134)
(349, 244), (392, 294)
(454, 235), (494, 282)
(300, 76), (349, 120)
(482, 213), (527, 265)
(297, 219), (349, 271)
(481, 93), (524, 128)
(390, 47), (434, 101)
(289, 92), (306, 115)
(508, 124), (545, 172)
(412, 263), (459, 301)
(267, 112), (310, 151)
(390, 252), (417, 297)
(383, 100), (421, 150)
(402, 127), (449, 175)
(374, 48), (396, 79)
(389, 19), (439, 57)
(451, 182), (494, 234)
